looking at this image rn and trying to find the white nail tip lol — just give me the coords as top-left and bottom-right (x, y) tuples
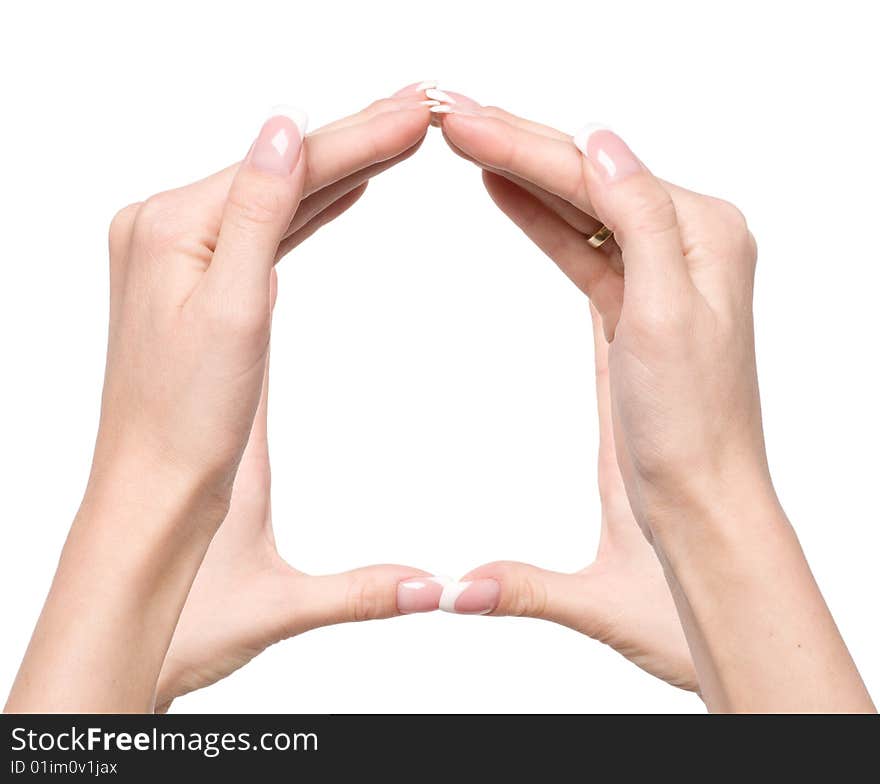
(416, 80), (439, 91)
(429, 104), (454, 114)
(425, 88), (455, 103)
(572, 123), (611, 156)
(268, 104), (309, 138)
(419, 99), (442, 107)
(438, 580), (471, 613)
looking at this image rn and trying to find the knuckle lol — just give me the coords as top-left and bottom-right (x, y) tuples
(365, 97), (398, 115)
(346, 576), (388, 622)
(711, 197), (749, 232)
(619, 178), (678, 236)
(108, 202), (142, 248)
(708, 197), (758, 262)
(133, 192), (184, 250)
(506, 571), (547, 618)
(745, 230), (758, 263)
(226, 178), (290, 229)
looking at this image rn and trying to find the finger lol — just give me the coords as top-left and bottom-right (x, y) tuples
(203, 112), (307, 310)
(442, 111), (594, 214)
(392, 79), (440, 98)
(590, 304), (614, 453)
(275, 182), (368, 260)
(306, 106), (429, 191)
(453, 104), (612, 240)
(250, 271), (277, 443)
(232, 271), (277, 504)
(279, 565), (438, 634)
(443, 125), (602, 236)
(179, 101), (430, 235)
(573, 127), (692, 306)
(282, 141), (422, 239)
(482, 171), (623, 332)
(309, 94), (432, 136)
(461, 561), (599, 630)
(443, 94), (570, 141)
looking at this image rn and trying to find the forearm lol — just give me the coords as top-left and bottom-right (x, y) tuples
(5, 455), (225, 713)
(648, 474), (875, 713)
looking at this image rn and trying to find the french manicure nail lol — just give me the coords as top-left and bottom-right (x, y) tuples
(248, 107), (308, 175)
(268, 104), (309, 138)
(392, 81), (438, 97)
(572, 124), (642, 182)
(431, 576), (500, 615)
(445, 579), (500, 614)
(425, 87), (456, 103)
(397, 574), (501, 615)
(397, 576), (444, 614)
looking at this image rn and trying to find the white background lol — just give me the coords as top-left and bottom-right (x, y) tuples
(1, 1), (878, 713)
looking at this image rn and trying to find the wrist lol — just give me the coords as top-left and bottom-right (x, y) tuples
(84, 439), (233, 539)
(5, 450), (227, 712)
(634, 455), (782, 555)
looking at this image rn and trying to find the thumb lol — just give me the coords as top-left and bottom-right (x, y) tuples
(462, 561), (600, 630)
(204, 108), (308, 311)
(572, 126), (692, 311)
(276, 565), (443, 634)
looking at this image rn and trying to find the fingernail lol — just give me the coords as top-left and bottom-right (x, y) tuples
(425, 87), (455, 104)
(248, 107), (308, 175)
(427, 90), (481, 122)
(438, 577), (501, 615)
(392, 80), (438, 97)
(397, 576), (444, 614)
(572, 124), (642, 182)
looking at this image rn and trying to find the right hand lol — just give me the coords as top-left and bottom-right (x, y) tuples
(4, 87), (434, 713)
(94, 87), (433, 522)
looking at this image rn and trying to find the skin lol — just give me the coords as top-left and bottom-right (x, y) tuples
(5, 83), (874, 714)
(5, 88), (435, 713)
(436, 98), (875, 712)
(155, 337), (430, 712)
(465, 304), (697, 692)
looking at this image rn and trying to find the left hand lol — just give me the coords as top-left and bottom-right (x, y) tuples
(435, 96), (874, 712)
(456, 305), (697, 693)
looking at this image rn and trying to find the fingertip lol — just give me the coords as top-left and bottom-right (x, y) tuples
(396, 575), (444, 614)
(450, 579), (501, 615)
(248, 113), (306, 176)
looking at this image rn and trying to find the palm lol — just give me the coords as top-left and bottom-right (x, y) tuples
(156, 348), (428, 712)
(578, 429), (697, 691)
(466, 310), (696, 692)
(576, 311), (696, 690)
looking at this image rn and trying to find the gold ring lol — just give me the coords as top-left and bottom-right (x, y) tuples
(587, 224), (613, 248)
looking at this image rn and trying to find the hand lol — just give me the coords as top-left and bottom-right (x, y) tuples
(458, 305), (696, 693)
(436, 97), (767, 525)
(99, 91), (433, 510)
(156, 322), (432, 712)
(6, 88), (434, 712)
(436, 97), (874, 712)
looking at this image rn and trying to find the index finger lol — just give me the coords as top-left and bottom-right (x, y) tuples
(442, 110), (595, 215)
